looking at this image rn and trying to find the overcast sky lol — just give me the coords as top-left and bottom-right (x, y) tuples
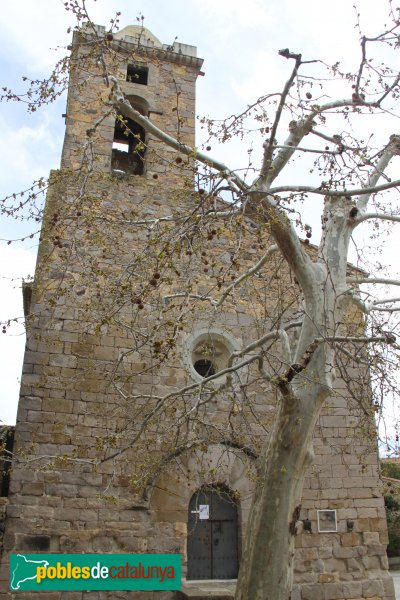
(0, 0), (399, 426)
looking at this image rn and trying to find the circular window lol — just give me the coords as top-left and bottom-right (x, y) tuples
(183, 328), (240, 383)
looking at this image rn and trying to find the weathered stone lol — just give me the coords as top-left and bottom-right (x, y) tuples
(342, 581), (362, 597)
(0, 22), (393, 600)
(319, 573), (337, 583)
(362, 578), (384, 597)
(301, 584), (324, 600)
(324, 582), (344, 599)
(363, 531), (380, 545)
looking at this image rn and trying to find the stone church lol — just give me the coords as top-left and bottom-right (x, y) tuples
(0, 23), (395, 600)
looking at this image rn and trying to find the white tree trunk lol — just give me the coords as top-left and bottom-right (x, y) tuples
(236, 195), (353, 599)
(235, 387), (326, 599)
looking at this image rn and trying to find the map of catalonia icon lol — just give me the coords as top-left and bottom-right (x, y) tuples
(10, 554), (49, 590)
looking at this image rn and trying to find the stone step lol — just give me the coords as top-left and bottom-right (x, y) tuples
(177, 580), (236, 599)
(177, 592), (234, 600)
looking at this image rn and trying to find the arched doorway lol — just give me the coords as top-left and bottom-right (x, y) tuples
(187, 486), (239, 580)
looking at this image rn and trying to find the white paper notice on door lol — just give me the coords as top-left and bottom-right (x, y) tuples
(199, 504), (209, 520)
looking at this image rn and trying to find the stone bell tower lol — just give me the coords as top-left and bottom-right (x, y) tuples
(61, 24), (201, 175)
(0, 23), (395, 600)
(0, 24), (207, 599)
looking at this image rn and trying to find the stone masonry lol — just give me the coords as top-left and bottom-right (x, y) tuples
(0, 24), (395, 600)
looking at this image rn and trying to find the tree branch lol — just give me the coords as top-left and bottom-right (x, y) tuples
(310, 129), (365, 152)
(109, 76), (248, 192)
(317, 335), (396, 344)
(215, 245), (278, 307)
(355, 35), (367, 96)
(264, 178), (400, 197)
(163, 292), (217, 306)
(375, 72), (400, 107)
(357, 134), (400, 212)
(260, 51), (302, 178)
(371, 296), (400, 306)
(356, 212), (400, 224)
(274, 144), (342, 156)
(262, 98), (376, 186)
(102, 352), (264, 464)
(347, 277), (400, 286)
(346, 287), (400, 313)
(278, 328), (292, 364)
(368, 306), (400, 313)
(233, 320), (302, 358)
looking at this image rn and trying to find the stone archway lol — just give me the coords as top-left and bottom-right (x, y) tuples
(149, 443), (256, 577)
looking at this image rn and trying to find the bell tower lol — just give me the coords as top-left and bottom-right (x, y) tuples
(0, 24), (205, 598)
(62, 24), (202, 177)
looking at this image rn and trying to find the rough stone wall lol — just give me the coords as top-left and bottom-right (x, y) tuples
(0, 26), (395, 600)
(293, 396), (393, 599)
(0, 499), (8, 561)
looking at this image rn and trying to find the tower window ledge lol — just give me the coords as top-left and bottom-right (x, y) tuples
(111, 169), (127, 178)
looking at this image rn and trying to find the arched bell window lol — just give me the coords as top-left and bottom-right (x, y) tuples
(111, 95), (149, 176)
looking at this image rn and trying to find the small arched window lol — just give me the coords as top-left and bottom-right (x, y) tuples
(111, 96), (149, 176)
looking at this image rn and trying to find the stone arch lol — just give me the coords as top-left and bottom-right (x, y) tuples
(148, 443), (256, 575)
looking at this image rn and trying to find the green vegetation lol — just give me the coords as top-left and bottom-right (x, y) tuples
(382, 462), (400, 480)
(383, 463), (400, 557)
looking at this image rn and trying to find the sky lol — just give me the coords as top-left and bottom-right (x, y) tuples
(0, 0), (399, 427)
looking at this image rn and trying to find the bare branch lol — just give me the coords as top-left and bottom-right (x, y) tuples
(372, 296), (400, 306)
(346, 291), (400, 313)
(278, 329), (292, 364)
(357, 135), (400, 212)
(376, 72), (400, 106)
(246, 187), (316, 296)
(317, 335), (396, 344)
(233, 320), (302, 357)
(260, 51), (302, 178)
(109, 76), (248, 192)
(369, 306), (400, 313)
(163, 292), (217, 306)
(102, 352), (264, 464)
(262, 98), (377, 185)
(310, 129), (365, 152)
(347, 277), (400, 286)
(355, 35), (367, 96)
(265, 178), (400, 197)
(355, 212), (400, 224)
(215, 245), (278, 307)
(274, 144), (341, 156)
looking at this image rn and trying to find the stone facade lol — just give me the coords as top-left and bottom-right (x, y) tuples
(0, 25), (395, 600)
